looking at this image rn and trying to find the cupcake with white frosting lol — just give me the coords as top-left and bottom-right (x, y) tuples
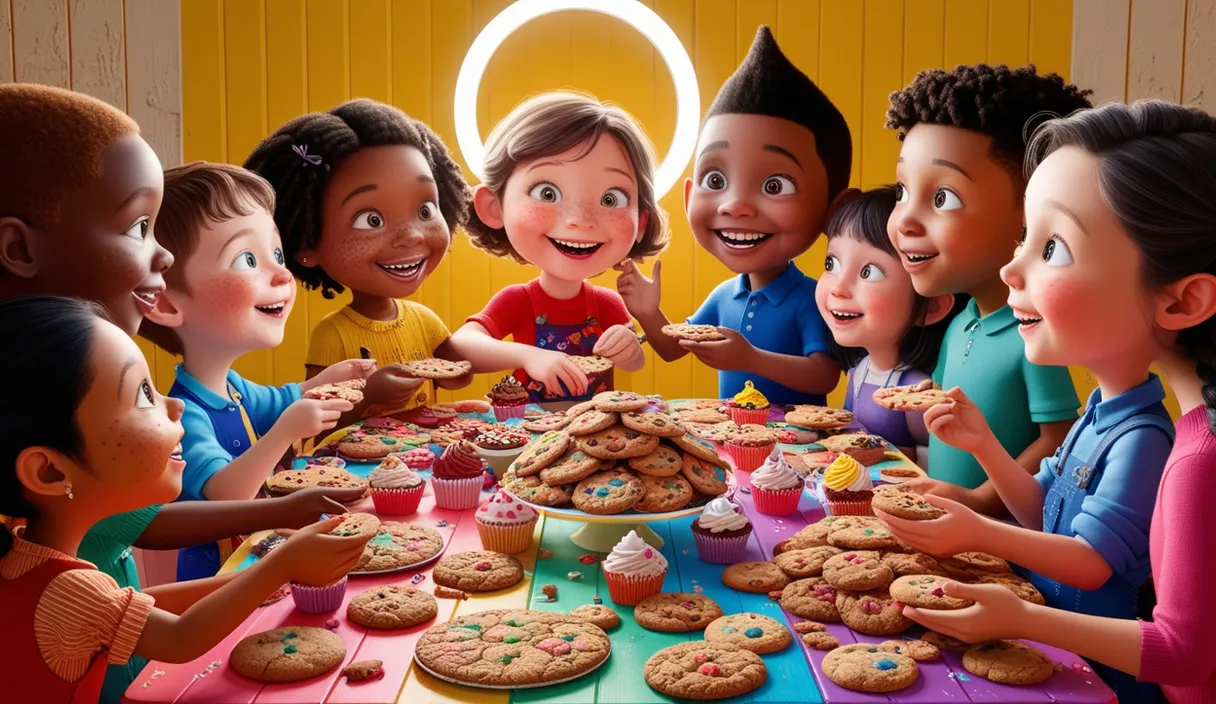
(692, 497), (753, 563)
(601, 530), (668, 605)
(750, 447), (804, 515)
(367, 455), (426, 515)
(475, 490), (538, 554)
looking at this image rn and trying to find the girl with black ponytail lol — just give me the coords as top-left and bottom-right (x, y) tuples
(878, 100), (1216, 703)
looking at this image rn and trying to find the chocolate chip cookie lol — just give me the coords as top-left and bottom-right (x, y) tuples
(571, 469), (645, 514)
(538, 447), (602, 485)
(511, 431), (572, 477)
(889, 575), (973, 610)
(353, 522), (443, 573)
(973, 573), (1047, 605)
(772, 516), (844, 553)
(773, 546), (842, 578)
(565, 409), (619, 436)
(822, 643), (919, 693)
(827, 517), (899, 550)
(722, 561), (791, 593)
(634, 474), (694, 513)
(879, 639), (941, 662)
(620, 411), (685, 438)
(671, 432), (728, 467)
(872, 485), (946, 520)
(822, 551), (896, 591)
(681, 453), (730, 495)
(780, 578), (842, 622)
(835, 588), (914, 636)
(347, 585), (438, 629)
(628, 444), (684, 477)
(576, 426), (660, 460)
(432, 550), (524, 592)
(229, 627), (346, 683)
(643, 642), (766, 700)
(634, 593), (724, 632)
(962, 640), (1054, 685)
(592, 391), (649, 412)
(704, 613), (792, 654)
(881, 551), (947, 577)
(569, 604), (620, 630)
(921, 631), (971, 652)
(503, 473), (575, 508)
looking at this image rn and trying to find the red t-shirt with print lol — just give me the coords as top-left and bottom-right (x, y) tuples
(467, 279), (631, 345)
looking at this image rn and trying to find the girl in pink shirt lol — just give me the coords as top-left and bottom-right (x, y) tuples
(894, 100), (1216, 703)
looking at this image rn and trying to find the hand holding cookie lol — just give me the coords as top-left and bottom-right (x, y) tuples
(922, 387), (997, 454)
(900, 580), (1028, 645)
(363, 364), (426, 410)
(678, 327), (755, 371)
(276, 486), (364, 528)
(305, 359), (378, 390)
(593, 323), (643, 366)
(524, 348), (589, 397)
(274, 397), (354, 440)
(875, 494), (988, 558)
(266, 516), (371, 587)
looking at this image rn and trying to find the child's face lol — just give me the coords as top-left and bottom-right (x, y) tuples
(18, 134), (173, 336)
(815, 234), (917, 353)
(310, 145), (450, 299)
(685, 114), (830, 275)
(1003, 146), (1152, 370)
(172, 206), (296, 353)
(498, 135), (645, 282)
(889, 124), (1023, 298)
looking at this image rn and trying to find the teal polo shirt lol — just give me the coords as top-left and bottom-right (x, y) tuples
(930, 300), (1080, 488)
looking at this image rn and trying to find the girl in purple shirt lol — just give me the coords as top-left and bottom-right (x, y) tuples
(814, 186), (961, 466)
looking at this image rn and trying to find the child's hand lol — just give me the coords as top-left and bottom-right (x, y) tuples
(303, 359), (377, 391)
(274, 486), (366, 528)
(362, 364), (425, 410)
(901, 580), (1028, 644)
(923, 387), (995, 453)
(268, 516), (369, 586)
(524, 349), (589, 398)
(274, 398), (353, 440)
(615, 259), (662, 316)
(593, 324), (643, 366)
(679, 327), (755, 371)
(875, 494), (990, 557)
(898, 476), (971, 504)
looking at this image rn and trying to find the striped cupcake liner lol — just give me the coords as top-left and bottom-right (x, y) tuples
(289, 577), (347, 614)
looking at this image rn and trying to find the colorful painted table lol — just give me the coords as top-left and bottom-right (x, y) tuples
(123, 412), (1114, 704)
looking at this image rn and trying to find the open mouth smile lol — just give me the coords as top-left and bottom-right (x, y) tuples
(169, 444), (183, 462)
(901, 250), (939, 264)
(132, 288), (163, 314)
(715, 229), (773, 250)
(830, 311), (863, 323)
(548, 238), (604, 259)
(1012, 308), (1043, 328)
(377, 257), (427, 281)
(255, 301), (288, 318)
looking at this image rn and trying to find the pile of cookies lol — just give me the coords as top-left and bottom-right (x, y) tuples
(501, 391), (732, 515)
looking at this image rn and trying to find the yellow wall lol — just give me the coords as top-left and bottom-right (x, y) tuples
(179, 0), (1076, 406)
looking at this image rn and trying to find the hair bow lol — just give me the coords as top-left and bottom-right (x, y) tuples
(292, 144), (323, 166)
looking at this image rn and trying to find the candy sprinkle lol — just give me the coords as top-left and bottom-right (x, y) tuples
(411, 574), (426, 584)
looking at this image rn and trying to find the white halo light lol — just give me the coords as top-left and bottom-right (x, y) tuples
(453, 0), (700, 200)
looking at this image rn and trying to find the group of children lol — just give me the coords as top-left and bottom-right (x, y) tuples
(2, 21), (1215, 704)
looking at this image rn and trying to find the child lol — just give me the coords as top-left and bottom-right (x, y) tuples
(618, 26), (848, 406)
(450, 92), (665, 402)
(813, 186), (959, 465)
(886, 64), (1091, 507)
(244, 99), (474, 410)
(0, 295), (372, 702)
(882, 100), (1216, 704)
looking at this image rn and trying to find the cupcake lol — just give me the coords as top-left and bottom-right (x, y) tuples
(749, 447), (804, 515)
(820, 453), (875, 516)
(725, 380), (770, 425)
(367, 456), (426, 515)
(487, 375), (529, 421)
(724, 424), (779, 472)
(601, 530), (668, 605)
(389, 447), (436, 472)
(692, 497), (753, 563)
(473, 427), (531, 478)
(290, 577), (347, 614)
(475, 490), (539, 554)
(431, 440), (487, 509)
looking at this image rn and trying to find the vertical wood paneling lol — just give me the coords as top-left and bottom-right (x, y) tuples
(1127, 0), (1185, 101)
(860, 0), (904, 190)
(0, 0), (13, 81)
(12, 0), (69, 86)
(1072, 0), (1129, 104)
(1029, 0), (1073, 79)
(943, 0), (987, 67)
(776, 0), (820, 81)
(350, 0), (391, 103)
(68, 0), (124, 108)
(988, 0), (1031, 67)
(902, 0), (944, 83)
(1184, 0), (1216, 110)
(819, 1), (864, 188)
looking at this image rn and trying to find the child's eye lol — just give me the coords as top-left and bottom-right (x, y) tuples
(601, 188), (629, 208)
(893, 183), (909, 203)
(823, 254), (840, 272)
(125, 217), (150, 239)
(529, 183), (561, 203)
(1042, 235), (1073, 267)
(860, 264), (887, 281)
(762, 175), (796, 196)
(136, 380), (156, 409)
(933, 188), (963, 211)
(231, 252), (257, 270)
(273, 248), (285, 266)
(699, 170), (727, 191)
(352, 209), (385, 230)
(418, 201), (439, 220)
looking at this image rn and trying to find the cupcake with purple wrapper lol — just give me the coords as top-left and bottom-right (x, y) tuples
(750, 447), (804, 515)
(692, 497), (753, 563)
(486, 375), (529, 421)
(290, 577), (347, 613)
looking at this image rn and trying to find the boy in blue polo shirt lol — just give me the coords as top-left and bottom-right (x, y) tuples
(618, 26), (851, 406)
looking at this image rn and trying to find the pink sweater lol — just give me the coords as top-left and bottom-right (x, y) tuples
(1139, 405), (1216, 702)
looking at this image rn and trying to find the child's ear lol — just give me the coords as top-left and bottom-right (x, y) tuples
(146, 291), (185, 328)
(683, 177), (694, 217)
(14, 446), (72, 499)
(0, 216), (38, 278)
(636, 210), (649, 243)
(1156, 273), (1216, 332)
(919, 293), (956, 327)
(472, 185), (505, 229)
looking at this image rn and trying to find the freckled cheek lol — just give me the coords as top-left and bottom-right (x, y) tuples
(597, 209), (639, 243)
(320, 230), (382, 274)
(507, 203), (559, 239)
(197, 275), (262, 313)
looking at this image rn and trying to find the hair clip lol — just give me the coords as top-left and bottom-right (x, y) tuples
(292, 144), (323, 167)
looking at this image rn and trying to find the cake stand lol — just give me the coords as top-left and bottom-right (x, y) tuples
(525, 503), (712, 552)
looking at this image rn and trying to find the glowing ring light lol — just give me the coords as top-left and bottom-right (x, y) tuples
(454, 0), (700, 199)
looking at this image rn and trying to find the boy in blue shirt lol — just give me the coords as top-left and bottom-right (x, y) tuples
(618, 26), (852, 406)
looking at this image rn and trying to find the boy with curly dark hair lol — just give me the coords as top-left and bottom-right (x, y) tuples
(886, 64), (1091, 506)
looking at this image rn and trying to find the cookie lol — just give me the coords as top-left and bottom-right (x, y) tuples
(822, 551), (896, 591)
(722, 423), (780, 447)
(571, 469), (645, 514)
(229, 627), (346, 683)
(634, 474), (694, 513)
(266, 466), (369, 496)
(682, 421), (735, 442)
(342, 659), (385, 682)
(681, 453), (730, 495)
(634, 593), (724, 632)
(592, 391), (649, 412)
(628, 444), (684, 477)
(414, 609), (611, 688)
(328, 512), (381, 539)
(671, 432), (728, 467)
(620, 411), (685, 437)
(565, 409), (619, 436)
(962, 640), (1054, 685)
(827, 517), (899, 550)
(569, 354), (613, 375)
(973, 573), (1046, 605)
(774, 546), (842, 578)
(304, 379), (366, 403)
(773, 516), (844, 553)
(784, 405), (854, 430)
(802, 632), (840, 651)
(565, 399), (598, 417)
(670, 398), (728, 412)
(434, 586), (469, 600)
(704, 613), (792, 654)
(569, 604), (620, 630)
(872, 485), (946, 520)
(643, 642), (766, 700)
(538, 447), (602, 485)
(503, 474), (575, 508)
(921, 630), (971, 652)
(347, 585), (439, 629)
(873, 379), (950, 411)
(822, 643), (918, 693)
(780, 577), (842, 621)
(337, 431), (426, 460)
(400, 358), (472, 379)
(889, 575), (972, 609)
(942, 551), (1012, 575)
(511, 431), (572, 477)
(792, 620), (828, 634)
(880, 551), (946, 577)
(354, 522), (443, 573)
(835, 588), (914, 636)
(879, 639), (941, 662)
(722, 561), (791, 593)
(432, 550), (524, 592)
(576, 426), (660, 460)
(675, 408), (731, 424)
(660, 323), (727, 342)
(521, 411), (571, 433)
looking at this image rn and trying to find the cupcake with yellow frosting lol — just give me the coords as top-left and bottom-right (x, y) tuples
(820, 453), (875, 516)
(725, 380), (770, 425)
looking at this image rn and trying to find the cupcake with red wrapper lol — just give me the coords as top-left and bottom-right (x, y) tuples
(725, 380), (770, 425)
(431, 440), (486, 509)
(487, 375), (529, 421)
(820, 453), (874, 516)
(601, 530), (668, 605)
(475, 490), (539, 553)
(691, 497), (753, 563)
(290, 577), (348, 613)
(749, 447), (804, 515)
(367, 456), (426, 515)
(389, 447), (436, 472)
(724, 424), (779, 471)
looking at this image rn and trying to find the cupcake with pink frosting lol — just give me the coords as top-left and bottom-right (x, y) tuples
(389, 447), (436, 472)
(475, 490), (539, 554)
(367, 456), (426, 515)
(601, 530), (668, 605)
(691, 497), (753, 563)
(431, 440), (486, 509)
(749, 447), (804, 515)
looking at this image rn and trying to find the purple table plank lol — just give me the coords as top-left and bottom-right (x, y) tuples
(794, 621), (890, 704)
(851, 634), (968, 703)
(938, 650), (1049, 703)
(1027, 644), (1116, 704)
